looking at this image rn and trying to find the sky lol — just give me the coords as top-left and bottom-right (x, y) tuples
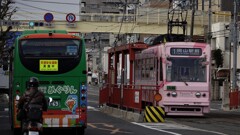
(12, 0), (80, 21)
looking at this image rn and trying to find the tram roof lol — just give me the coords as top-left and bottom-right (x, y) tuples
(107, 42), (148, 54)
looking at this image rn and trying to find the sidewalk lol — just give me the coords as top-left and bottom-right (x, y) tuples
(210, 100), (240, 113)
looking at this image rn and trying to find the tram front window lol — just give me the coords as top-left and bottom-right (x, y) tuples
(166, 58), (206, 82)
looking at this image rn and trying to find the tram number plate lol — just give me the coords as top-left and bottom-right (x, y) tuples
(180, 92), (193, 97)
(49, 100), (60, 107)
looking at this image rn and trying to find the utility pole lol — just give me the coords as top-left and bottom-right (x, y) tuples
(207, 0), (212, 44)
(190, 0), (196, 41)
(98, 34), (102, 84)
(79, 0), (81, 21)
(232, 0), (239, 90)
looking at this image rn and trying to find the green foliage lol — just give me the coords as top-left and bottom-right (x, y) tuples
(212, 49), (223, 68)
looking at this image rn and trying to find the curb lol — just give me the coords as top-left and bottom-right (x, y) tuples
(99, 106), (144, 122)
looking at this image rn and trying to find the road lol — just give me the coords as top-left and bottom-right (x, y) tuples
(0, 86), (240, 135)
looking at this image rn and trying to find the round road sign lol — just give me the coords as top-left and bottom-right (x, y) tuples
(66, 13), (76, 23)
(44, 13), (54, 22)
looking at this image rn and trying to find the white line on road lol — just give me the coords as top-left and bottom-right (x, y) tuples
(0, 115), (9, 118)
(87, 106), (99, 111)
(132, 122), (228, 135)
(88, 100), (98, 103)
(132, 122), (182, 135)
(87, 92), (99, 96)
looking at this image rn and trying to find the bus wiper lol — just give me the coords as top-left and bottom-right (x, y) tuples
(180, 77), (188, 86)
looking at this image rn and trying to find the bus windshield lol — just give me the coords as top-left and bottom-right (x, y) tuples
(166, 57), (207, 82)
(20, 39), (80, 57)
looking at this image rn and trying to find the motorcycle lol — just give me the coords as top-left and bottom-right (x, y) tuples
(22, 97), (52, 135)
(22, 121), (43, 135)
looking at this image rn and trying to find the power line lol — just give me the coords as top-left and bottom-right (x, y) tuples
(19, 0), (79, 5)
(14, 1), (71, 14)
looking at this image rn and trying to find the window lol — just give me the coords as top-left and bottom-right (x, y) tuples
(166, 58), (207, 82)
(21, 39), (80, 58)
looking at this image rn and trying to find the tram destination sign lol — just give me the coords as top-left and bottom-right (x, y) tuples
(170, 48), (202, 56)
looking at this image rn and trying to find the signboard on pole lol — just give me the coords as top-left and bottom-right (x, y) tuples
(44, 13), (54, 22)
(66, 13), (76, 23)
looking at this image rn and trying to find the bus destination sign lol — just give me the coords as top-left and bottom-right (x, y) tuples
(170, 48), (202, 56)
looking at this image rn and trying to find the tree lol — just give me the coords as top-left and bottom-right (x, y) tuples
(0, 0), (16, 65)
(212, 49), (223, 68)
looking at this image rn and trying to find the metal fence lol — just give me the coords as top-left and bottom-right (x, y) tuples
(99, 84), (160, 112)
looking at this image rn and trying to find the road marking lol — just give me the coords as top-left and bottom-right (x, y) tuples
(87, 106), (99, 111)
(132, 122), (228, 135)
(88, 123), (132, 134)
(0, 115), (9, 118)
(88, 100), (98, 103)
(88, 92), (99, 96)
(132, 122), (182, 135)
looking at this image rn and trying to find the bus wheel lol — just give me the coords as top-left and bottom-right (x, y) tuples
(76, 127), (85, 135)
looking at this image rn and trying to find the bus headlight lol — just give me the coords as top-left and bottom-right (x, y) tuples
(172, 92), (177, 97)
(195, 92), (201, 98)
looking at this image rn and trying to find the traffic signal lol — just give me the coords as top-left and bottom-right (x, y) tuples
(29, 21), (34, 27)
(29, 21), (44, 28)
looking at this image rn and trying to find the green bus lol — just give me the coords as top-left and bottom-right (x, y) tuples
(8, 30), (87, 134)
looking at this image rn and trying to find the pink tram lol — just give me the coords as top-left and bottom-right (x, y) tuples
(99, 41), (211, 116)
(134, 42), (211, 116)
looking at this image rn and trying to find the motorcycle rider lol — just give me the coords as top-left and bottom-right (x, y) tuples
(17, 77), (48, 134)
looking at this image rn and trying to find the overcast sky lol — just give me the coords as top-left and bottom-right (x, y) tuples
(12, 0), (80, 21)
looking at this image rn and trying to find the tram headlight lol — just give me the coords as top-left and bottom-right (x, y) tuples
(202, 93), (206, 97)
(167, 93), (171, 97)
(195, 92), (201, 98)
(171, 92), (177, 97)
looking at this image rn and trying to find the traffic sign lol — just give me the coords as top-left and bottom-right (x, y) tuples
(44, 13), (54, 22)
(66, 13), (76, 23)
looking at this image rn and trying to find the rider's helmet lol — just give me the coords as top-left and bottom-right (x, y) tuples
(28, 77), (39, 88)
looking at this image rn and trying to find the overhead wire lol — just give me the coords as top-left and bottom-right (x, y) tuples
(13, 1), (72, 14)
(19, 0), (79, 5)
